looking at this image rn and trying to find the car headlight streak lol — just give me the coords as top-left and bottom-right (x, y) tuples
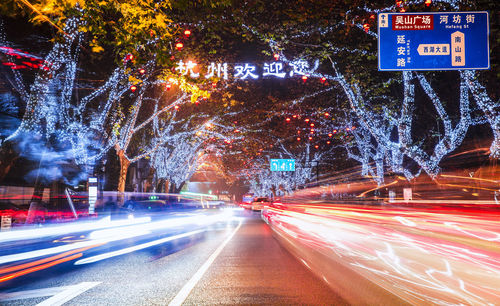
(0, 212), (235, 266)
(263, 204), (500, 304)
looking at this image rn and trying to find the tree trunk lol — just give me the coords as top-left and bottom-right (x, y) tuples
(117, 149), (131, 193)
(164, 180), (170, 194)
(173, 181), (186, 194)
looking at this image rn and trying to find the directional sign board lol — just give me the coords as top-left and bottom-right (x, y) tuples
(270, 159), (295, 172)
(88, 177), (98, 214)
(378, 12), (489, 71)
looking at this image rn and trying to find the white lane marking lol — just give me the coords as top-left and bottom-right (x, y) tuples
(74, 229), (205, 265)
(0, 282), (101, 305)
(300, 258), (311, 269)
(36, 282), (101, 306)
(168, 221), (242, 306)
(0, 286), (71, 301)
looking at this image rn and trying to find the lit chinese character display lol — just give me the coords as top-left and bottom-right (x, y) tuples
(205, 62), (228, 79)
(289, 60), (310, 77)
(170, 58), (319, 80)
(234, 64), (259, 79)
(175, 60), (200, 78)
(263, 62), (286, 78)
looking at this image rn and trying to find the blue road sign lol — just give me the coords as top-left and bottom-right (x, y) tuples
(378, 12), (489, 71)
(270, 159), (295, 172)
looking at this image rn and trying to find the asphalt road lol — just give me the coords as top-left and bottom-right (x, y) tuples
(0, 210), (346, 305)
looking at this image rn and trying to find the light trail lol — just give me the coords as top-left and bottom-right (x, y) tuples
(0, 246), (99, 276)
(0, 209), (239, 283)
(0, 216), (152, 243)
(74, 229), (205, 265)
(262, 203), (500, 304)
(0, 211), (234, 265)
(0, 253), (83, 283)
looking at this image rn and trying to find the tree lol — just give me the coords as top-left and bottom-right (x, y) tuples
(227, 0), (499, 185)
(0, 11), (214, 194)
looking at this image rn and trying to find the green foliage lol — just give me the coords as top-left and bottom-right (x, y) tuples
(3, 0), (180, 64)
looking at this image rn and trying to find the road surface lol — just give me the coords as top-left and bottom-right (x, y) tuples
(0, 210), (346, 305)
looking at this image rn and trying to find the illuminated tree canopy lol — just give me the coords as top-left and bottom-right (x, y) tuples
(0, 0), (498, 196)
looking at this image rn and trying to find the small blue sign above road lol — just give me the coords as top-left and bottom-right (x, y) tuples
(378, 12), (489, 71)
(270, 159), (295, 172)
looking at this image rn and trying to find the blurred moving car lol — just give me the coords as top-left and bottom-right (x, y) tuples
(115, 199), (177, 220)
(251, 197), (271, 211)
(124, 199), (169, 213)
(206, 200), (225, 208)
(239, 193), (254, 209)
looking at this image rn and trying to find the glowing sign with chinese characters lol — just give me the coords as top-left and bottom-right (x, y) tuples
(175, 60), (319, 80)
(378, 12), (489, 71)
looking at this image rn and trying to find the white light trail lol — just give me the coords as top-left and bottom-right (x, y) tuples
(74, 229), (205, 265)
(0, 211), (236, 265)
